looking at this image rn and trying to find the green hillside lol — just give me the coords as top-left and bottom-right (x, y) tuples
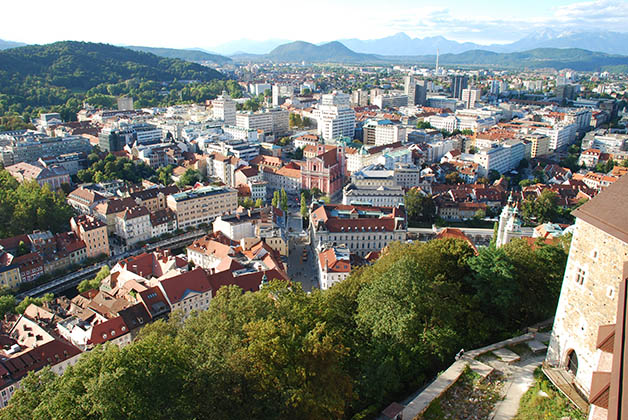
(126, 46), (232, 65)
(434, 48), (628, 71)
(267, 41), (380, 63)
(0, 41), (237, 124)
(389, 48), (628, 71)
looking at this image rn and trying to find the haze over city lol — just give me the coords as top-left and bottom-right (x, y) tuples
(1, 0), (628, 50)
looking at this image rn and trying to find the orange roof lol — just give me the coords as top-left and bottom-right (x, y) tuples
(275, 166), (301, 179)
(318, 248), (351, 273)
(435, 228), (478, 254)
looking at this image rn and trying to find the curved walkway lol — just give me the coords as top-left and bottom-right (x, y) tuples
(489, 355), (545, 420)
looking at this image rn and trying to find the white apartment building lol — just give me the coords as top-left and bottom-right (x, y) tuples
(250, 83), (271, 96)
(204, 140), (259, 164)
(582, 132), (628, 154)
(212, 93), (237, 126)
(372, 94), (409, 109)
(236, 111), (273, 134)
(115, 207), (151, 246)
(427, 113), (496, 133)
(534, 124), (577, 150)
(321, 91), (351, 107)
(342, 184), (405, 207)
(249, 180), (267, 201)
(374, 124), (407, 146)
(213, 215), (256, 242)
(315, 105), (355, 142)
(427, 114), (458, 132)
(473, 141), (526, 176)
(379, 148), (412, 169)
(222, 126), (260, 142)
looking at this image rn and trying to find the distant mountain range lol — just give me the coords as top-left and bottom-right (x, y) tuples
(232, 40), (628, 71)
(126, 46), (232, 65)
(340, 32), (486, 56)
(264, 41), (379, 63)
(220, 29), (628, 57)
(341, 30), (628, 56)
(0, 39), (26, 50)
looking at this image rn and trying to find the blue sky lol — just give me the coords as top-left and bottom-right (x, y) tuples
(1, 0), (627, 49)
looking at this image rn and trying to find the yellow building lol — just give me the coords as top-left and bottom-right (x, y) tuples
(167, 185), (237, 229)
(71, 215), (111, 258)
(0, 263), (21, 289)
(527, 134), (550, 158)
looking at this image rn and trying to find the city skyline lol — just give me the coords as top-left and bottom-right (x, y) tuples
(1, 0), (628, 51)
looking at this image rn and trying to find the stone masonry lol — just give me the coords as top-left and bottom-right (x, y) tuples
(547, 217), (628, 396)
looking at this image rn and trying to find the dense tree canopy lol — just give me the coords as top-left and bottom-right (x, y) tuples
(405, 190), (437, 225)
(0, 170), (74, 238)
(0, 42), (240, 122)
(2, 237), (569, 420)
(520, 190), (560, 224)
(77, 154), (154, 184)
(176, 169), (204, 188)
(77, 266), (110, 293)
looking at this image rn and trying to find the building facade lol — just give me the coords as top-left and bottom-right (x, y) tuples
(167, 185), (238, 229)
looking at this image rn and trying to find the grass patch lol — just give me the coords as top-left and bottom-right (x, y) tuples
(418, 367), (504, 420)
(513, 367), (586, 420)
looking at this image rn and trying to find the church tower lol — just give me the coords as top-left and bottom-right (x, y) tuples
(496, 193), (521, 248)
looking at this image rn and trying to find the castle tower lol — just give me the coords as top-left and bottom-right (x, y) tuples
(545, 174), (628, 415)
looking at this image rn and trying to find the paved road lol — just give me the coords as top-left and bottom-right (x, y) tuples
(287, 237), (319, 292)
(19, 230), (207, 299)
(408, 227), (495, 236)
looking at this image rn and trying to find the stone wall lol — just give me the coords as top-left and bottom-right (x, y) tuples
(547, 217), (628, 395)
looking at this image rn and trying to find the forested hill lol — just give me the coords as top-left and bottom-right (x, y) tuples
(0, 41), (224, 89)
(0, 41), (237, 125)
(126, 46), (232, 65)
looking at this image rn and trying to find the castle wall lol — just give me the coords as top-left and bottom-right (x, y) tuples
(547, 217), (628, 395)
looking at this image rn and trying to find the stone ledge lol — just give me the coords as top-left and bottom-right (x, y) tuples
(464, 333), (534, 359)
(401, 359), (468, 420)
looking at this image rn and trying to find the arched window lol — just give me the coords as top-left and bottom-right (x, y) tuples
(566, 350), (578, 376)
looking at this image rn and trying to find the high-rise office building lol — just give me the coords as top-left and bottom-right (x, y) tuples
(462, 88), (481, 109)
(314, 92), (355, 142)
(450, 75), (469, 99)
(351, 89), (368, 107)
(212, 92), (237, 126)
(415, 80), (427, 106)
(404, 76), (416, 106)
(403, 76), (427, 106)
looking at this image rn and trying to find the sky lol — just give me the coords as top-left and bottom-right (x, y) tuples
(1, 0), (627, 51)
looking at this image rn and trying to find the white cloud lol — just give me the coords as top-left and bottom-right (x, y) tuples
(384, 0), (628, 44)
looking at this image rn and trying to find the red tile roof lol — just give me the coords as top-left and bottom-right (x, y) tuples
(159, 268), (211, 304)
(88, 316), (129, 345)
